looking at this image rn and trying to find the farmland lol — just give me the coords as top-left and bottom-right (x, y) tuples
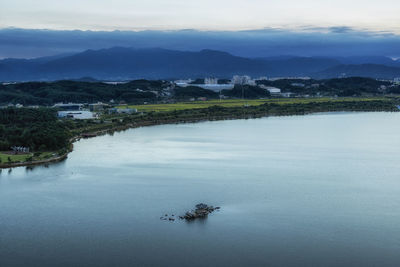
(121, 97), (390, 112)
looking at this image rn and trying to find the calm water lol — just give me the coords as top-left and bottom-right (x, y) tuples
(1, 112), (400, 267)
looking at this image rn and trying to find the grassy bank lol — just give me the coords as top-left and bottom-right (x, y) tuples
(0, 152), (54, 163)
(121, 97), (390, 112)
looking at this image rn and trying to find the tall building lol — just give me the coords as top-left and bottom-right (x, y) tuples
(205, 77), (218, 84)
(232, 75), (255, 85)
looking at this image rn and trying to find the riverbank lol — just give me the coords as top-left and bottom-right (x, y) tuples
(3, 111), (400, 267)
(2, 98), (399, 169)
(0, 144), (73, 169)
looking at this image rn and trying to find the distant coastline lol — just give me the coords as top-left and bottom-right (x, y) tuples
(2, 98), (399, 169)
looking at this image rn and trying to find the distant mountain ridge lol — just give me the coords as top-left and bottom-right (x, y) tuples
(314, 64), (400, 79)
(1, 47), (400, 81)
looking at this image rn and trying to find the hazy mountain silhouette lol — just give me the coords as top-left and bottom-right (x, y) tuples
(1, 47), (400, 81)
(2, 28), (400, 59)
(314, 64), (400, 79)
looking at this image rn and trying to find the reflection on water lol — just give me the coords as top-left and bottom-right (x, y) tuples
(1, 112), (400, 267)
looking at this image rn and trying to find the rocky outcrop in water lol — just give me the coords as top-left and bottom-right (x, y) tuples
(160, 214), (175, 221)
(160, 203), (220, 222)
(180, 203), (220, 221)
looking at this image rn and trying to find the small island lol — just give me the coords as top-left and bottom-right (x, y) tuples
(180, 203), (221, 221)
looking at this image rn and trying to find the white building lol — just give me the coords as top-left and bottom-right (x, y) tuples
(58, 111), (95, 119)
(281, 92), (294, 98)
(175, 79), (194, 87)
(53, 103), (84, 111)
(266, 87), (281, 96)
(260, 85), (281, 96)
(108, 108), (137, 114)
(269, 77), (311, 81)
(205, 77), (218, 84)
(291, 83), (305, 87)
(232, 75), (256, 85)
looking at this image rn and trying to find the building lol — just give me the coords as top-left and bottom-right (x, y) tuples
(266, 87), (281, 96)
(378, 85), (387, 92)
(260, 85), (282, 96)
(11, 146), (30, 154)
(53, 103), (83, 111)
(291, 83), (305, 87)
(281, 92), (294, 98)
(175, 79), (194, 87)
(89, 102), (109, 112)
(232, 75), (256, 85)
(108, 108), (137, 114)
(205, 77), (218, 84)
(58, 111), (95, 119)
(269, 77), (311, 81)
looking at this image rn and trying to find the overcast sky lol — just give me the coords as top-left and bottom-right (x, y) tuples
(1, 0), (400, 32)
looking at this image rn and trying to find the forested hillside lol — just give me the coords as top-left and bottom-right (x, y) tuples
(0, 108), (70, 151)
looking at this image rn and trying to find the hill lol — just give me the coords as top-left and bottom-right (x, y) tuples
(0, 48), (270, 81)
(1, 47), (400, 81)
(314, 64), (400, 79)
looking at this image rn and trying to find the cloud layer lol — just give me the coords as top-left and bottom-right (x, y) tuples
(1, 0), (400, 32)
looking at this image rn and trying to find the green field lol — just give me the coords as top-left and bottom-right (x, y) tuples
(119, 97), (388, 112)
(0, 152), (54, 164)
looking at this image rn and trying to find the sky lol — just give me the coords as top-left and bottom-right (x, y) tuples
(1, 0), (400, 32)
(1, 0), (400, 59)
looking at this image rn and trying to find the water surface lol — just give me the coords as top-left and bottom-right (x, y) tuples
(1, 112), (400, 266)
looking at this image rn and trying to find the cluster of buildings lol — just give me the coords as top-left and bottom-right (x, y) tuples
(175, 78), (234, 92)
(54, 102), (137, 120)
(174, 76), (296, 97)
(11, 146), (30, 154)
(4, 75), (399, 115)
(0, 103), (39, 109)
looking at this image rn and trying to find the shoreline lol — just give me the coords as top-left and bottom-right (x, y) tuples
(0, 143), (74, 169)
(2, 100), (399, 169)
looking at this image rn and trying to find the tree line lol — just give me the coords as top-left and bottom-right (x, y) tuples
(0, 108), (70, 151)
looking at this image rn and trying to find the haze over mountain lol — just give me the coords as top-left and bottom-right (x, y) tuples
(1, 28), (400, 59)
(1, 47), (400, 81)
(314, 64), (400, 79)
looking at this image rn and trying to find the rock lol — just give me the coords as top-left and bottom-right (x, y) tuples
(181, 203), (220, 221)
(194, 209), (209, 217)
(162, 203), (221, 222)
(195, 203), (208, 209)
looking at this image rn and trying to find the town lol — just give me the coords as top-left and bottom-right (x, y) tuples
(1, 76), (400, 119)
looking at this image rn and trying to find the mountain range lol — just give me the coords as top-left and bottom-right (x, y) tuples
(1, 47), (400, 81)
